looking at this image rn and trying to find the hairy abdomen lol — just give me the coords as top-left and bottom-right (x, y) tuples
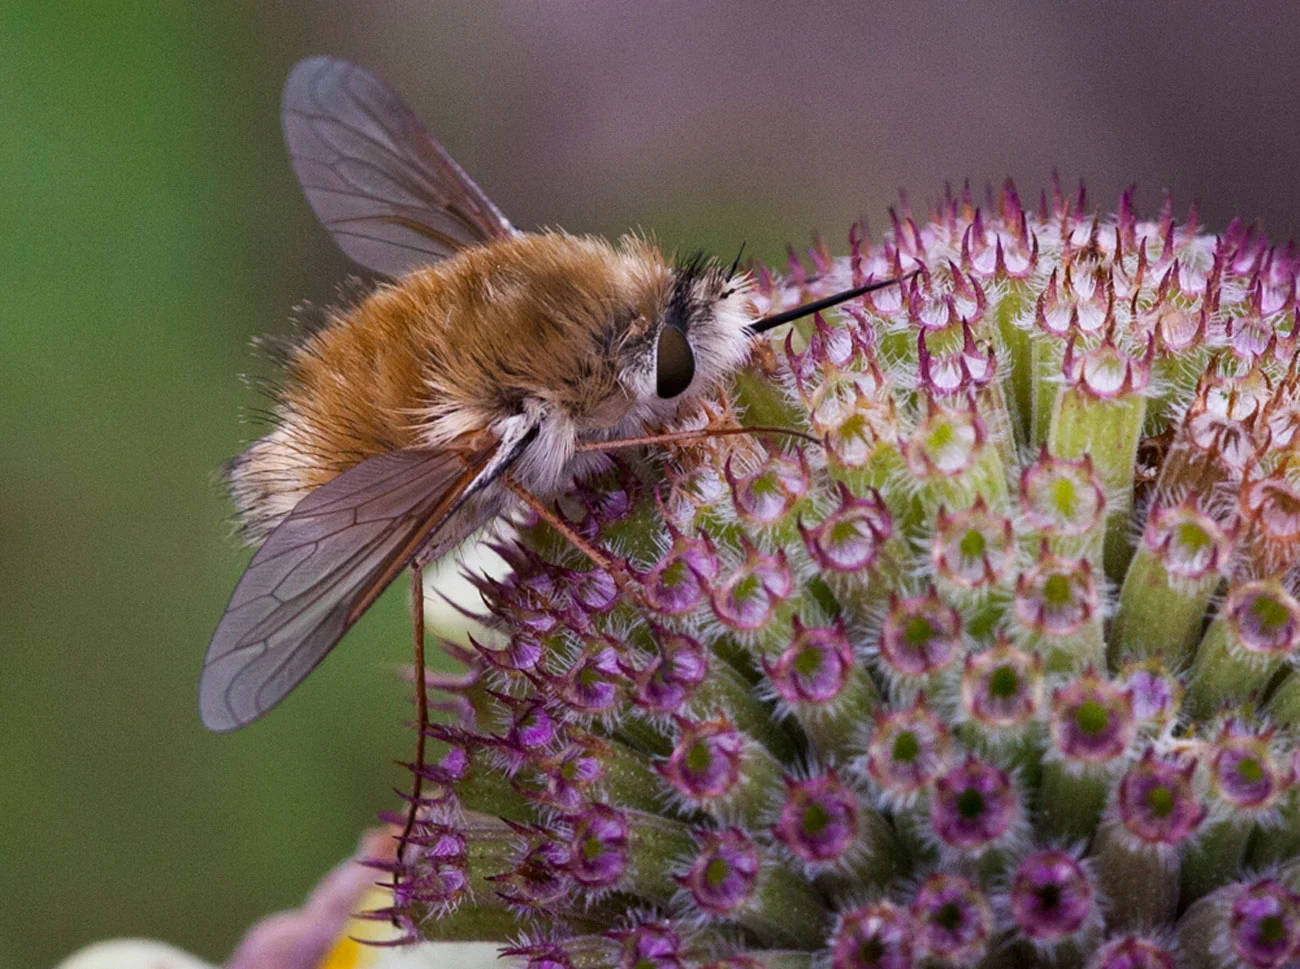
(227, 280), (437, 540)
(226, 232), (660, 542)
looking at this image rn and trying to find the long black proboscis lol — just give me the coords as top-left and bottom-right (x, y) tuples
(747, 270), (918, 334)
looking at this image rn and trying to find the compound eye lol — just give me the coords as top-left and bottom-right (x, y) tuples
(656, 325), (696, 398)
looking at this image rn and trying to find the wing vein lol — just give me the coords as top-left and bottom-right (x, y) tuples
(200, 442), (507, 731)
(282, 56), (513, 277)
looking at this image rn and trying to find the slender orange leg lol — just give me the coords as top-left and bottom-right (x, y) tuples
(507, 425), (818, 585)
(394, 563), (428, 915)
(505, 476), (626, 581)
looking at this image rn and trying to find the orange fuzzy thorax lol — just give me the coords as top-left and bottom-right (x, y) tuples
(227, 231), (674, 540)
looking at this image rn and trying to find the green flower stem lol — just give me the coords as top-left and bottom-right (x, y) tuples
(1030, 338), (1067, 450)
(888, 803), (936, 873)
(447, 747), (535, 821)
(614, 713), (673, 757)
(920, 437), (1011, 520)
(733, 365), (808, 433)
(1174, 884), (1237, 969)
(418, 903), (531, 941)
(414, 816), (617, 940)
(1093, 823), (1179, 932)
(1047, 387), (1145, 580)
(595, 735), (676, 814)
(1036, 762), (1109, 842)
(970, 843), (1015, 886)
(835, 807), (901, 892)
(1109, 545), (1221, 665)
(994, 285), (1034, 447)
(605, 501), (684, 566)
(1246, 796), (1300, 869)
(1186, 621), (1286, 719)
(753, 500), (819, 552)
(1023, 616), (1105, 674)
(826, 439), (909, 523)
(1179, 818), (1250, 905)
(622, 808), (700, 901)
(958, 722), (1044, 772)
(941, 587), (1011, 642)
(1147, 346), (1212, 430)
(1281, 856), (1300, 891)
(723, 735), (787, 828)
(822, 538), (912, 629)
(794, 668), (881, 763)
(719, 954), (815, 969)
(531, 935), (621, 969)
(1041, 520), (1106, 569)
(697, 639), (802, 762)
(1265, 670), (1300, 725)
(979, 381), (1022, 485)
(460, 815), (527, 896)
(742, 859), (833, 949)
(974, 948), (1049, 969)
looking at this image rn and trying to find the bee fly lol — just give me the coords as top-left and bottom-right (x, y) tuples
(200, 54), (909, 874)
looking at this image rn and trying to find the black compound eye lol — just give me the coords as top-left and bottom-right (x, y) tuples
(656, 325), (696, 398)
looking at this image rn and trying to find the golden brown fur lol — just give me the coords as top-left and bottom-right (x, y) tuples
(229, 231), (673, 539)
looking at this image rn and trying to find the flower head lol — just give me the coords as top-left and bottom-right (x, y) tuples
(392, 182), (1300, 967)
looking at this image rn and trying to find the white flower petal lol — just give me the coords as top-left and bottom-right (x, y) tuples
(54, 939), (217, 969)
(365, 942), (516, 969)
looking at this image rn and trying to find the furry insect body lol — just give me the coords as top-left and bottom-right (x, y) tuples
(228, 231), (752, 545)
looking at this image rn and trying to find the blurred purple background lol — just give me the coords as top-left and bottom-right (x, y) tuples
(283, 1), (1300, 261)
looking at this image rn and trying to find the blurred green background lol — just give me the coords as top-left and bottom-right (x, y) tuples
(7, 2), (1300, 966)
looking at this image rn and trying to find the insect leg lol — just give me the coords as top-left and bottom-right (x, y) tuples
(504, 476), (632, 589)
(394, 563), (428, 916)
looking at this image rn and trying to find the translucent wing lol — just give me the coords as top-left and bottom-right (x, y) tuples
(282, 55), (515, 277)
(200, 444), (499, 732)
